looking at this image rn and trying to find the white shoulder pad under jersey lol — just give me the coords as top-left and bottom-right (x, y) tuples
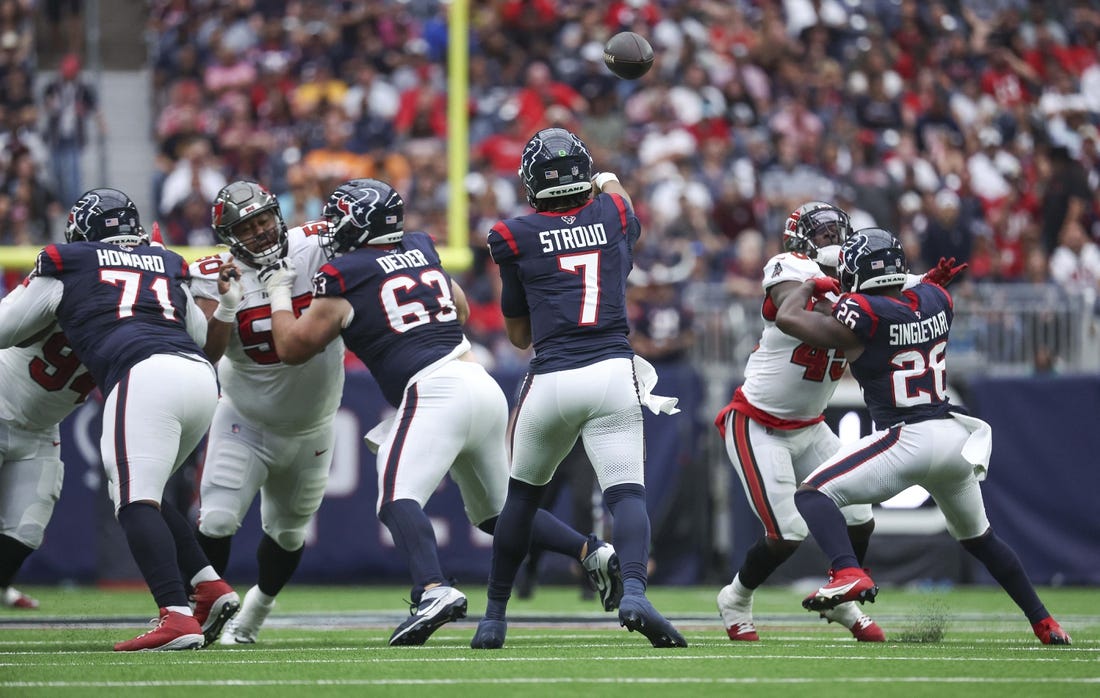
(0, 326), (93, 432)
(740, 252), (846, 422)
(761, 252), (823, 291)
(205, 223), (346, 432)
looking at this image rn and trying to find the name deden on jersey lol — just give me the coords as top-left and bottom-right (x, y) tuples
(376, 248), (429, 274)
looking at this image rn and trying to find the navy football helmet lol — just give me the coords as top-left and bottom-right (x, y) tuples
(211, 181), (288, 268)
(783, 202), (851, 267)
(65, 188), (147, 246)
(320, 178), (404, 258)
(519, 127), (593, 209)
(838, 228), (908, 292)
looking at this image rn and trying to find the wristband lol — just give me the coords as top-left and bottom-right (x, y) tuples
(268, 285), (293, 314)
(593, 172), (619, 190)
(212, 301), (238, 323)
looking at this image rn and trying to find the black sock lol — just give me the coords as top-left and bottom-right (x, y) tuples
(160, 502), (211, 584)
(961, 530), (1048, 623)
(379, 499), (444, 589)
(0, 535), (34, 588)
(603, 483), (649, 595)
(195, 531), (232, 576)
(485, 478), (545, 619)
(256, 533), (303, 597)
(793, 489), (859, 570)
(848, 520), (875, 566)
(117, 502), (188, 609)
(530, 509), (586, 559)
(737, 538), (797, 589)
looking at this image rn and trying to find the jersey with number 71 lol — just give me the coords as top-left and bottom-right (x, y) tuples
(488, 191), (640, 374)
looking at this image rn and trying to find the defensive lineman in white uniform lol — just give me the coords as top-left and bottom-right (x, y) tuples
(190, 181), (345, 645)
(0, 299), (92, 609)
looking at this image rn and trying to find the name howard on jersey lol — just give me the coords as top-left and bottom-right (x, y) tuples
(889, 310), (948, 346)
(95, 248), (166, 273)
(377, 249), (429, 273)
(539, 223), (607, 252)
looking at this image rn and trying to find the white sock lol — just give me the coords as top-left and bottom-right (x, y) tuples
(251, 586), (276, 606)
(166, 605), (193, 617)
(190, 566), (219, 588)
(731, 574), (754, 603)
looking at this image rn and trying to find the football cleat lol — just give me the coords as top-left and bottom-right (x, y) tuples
(190, 579), (240, 647)
(802, 567), (878, 611)
(114, 608), (203, 651)
(581, 536), (623, 612)
(470, 618), (508, 650)
(716, 583), (758, 641)
(821, 602), (886, 642)
(1032, 617), (1072, 645)
(389, 585), (467, 646)
(618, 594), (688, 648)
(219, 585), (274, 645)
(2, 587), (40, 609)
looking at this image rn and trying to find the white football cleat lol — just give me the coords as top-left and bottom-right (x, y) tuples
(717, 583), (759, 641)
(219, 585), (274, 645)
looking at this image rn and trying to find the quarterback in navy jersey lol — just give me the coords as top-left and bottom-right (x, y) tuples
(0, 189), (236, 651)
(775, 227), (1071, 646)
(261, 178), (620, 647)
(472, 128), (686, 650)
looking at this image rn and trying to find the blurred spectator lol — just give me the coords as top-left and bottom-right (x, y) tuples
(1048, 221), (1100, 296)
(1038, 144), (1090, 256)
(277, 163), (323, 228)
(158, 135), (227, 219)
(39, 53), (102, 208)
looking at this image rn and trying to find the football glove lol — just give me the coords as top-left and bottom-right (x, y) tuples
(810, 276), (842, 298)
(259, 258), (296, 313)
(923, 257), (968, 286)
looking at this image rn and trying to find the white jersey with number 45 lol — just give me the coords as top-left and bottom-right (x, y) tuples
(739, 252), (846, 423)
(188, 222), (345, 432)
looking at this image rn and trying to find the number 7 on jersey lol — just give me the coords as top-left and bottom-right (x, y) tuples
(558, 251), (601, 326)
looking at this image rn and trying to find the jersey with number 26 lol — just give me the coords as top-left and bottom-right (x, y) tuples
(311, 231), (463, 408)
(833, 283), (955, 427)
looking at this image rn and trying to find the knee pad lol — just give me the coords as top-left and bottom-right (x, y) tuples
(262, 523), (308, 552)
(198, 509), (242, 539)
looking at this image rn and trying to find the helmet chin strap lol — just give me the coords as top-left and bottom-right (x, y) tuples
(813, 245), (842, 268)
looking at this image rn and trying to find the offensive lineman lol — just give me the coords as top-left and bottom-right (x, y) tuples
(260, 178), (620, 646)
(0, 188), (236, 650)
(188, 181), (345, 645)
(778, 227), (1072, 646)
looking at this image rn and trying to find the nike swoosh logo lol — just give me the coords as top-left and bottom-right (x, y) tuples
(314, 449), (328, 456)
(52, 440), (61, 447)
(823, 580), (860, 596)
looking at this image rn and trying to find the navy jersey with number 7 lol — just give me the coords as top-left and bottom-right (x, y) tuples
(487, 192), (641, 373)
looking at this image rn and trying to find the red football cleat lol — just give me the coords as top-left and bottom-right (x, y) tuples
(848, 613), (886, 642)
(190, 579), (240, 647)
(1032, 617), (1072, 645)
(114, 608), (204, 652)
(803, 567), (878, 611)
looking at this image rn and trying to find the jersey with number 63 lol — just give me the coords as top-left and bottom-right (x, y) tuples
(738, 252), (846, 424)
(310, 230), (463, 408)
(189, 222), (344, 431)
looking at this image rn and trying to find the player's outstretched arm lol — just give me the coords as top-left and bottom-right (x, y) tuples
(198, 257), (243, 362)
(0, 277), (63, 349)
(775, 279), (863, 353)
(269, 296), (348, 365)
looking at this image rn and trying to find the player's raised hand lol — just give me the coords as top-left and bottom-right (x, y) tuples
(258, 258), (296, 292)
(924, 257), (968, 286)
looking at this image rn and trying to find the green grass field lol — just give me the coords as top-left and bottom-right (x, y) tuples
(1, 584), (1095, 697)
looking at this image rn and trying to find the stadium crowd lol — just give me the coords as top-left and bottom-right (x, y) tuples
(2, 2), (1100, 328)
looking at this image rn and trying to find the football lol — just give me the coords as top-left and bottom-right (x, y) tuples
(603, 32), (654, 80)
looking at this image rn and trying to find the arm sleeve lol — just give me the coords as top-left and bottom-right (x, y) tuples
(0, 277), (64, 348)
(181, 284), (208, 348)
(497, 262), (529, 318)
